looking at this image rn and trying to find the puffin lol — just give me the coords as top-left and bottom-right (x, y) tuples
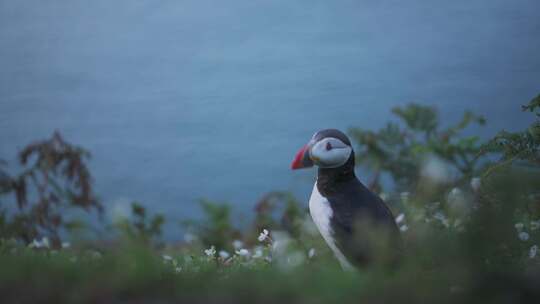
(291, 129), (401, 269)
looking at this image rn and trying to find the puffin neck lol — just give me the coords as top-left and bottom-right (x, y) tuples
(316, 153), (356, 195)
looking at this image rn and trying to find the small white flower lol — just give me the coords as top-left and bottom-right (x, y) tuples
(400, 225), (409, 232)
(529, 245), (538, 258)
(236, 248), (250, 257)
(29, 239), (40, 248)
(519, 231), (530, 241)
(41, 237), (50, 249)
(515, 223), (525, 231)
(61, 242), (71, 249)
(258, 229), (269, 242)
(308, 248), (316, 258)
(531, 220), (540, 231)
(232, 240), (244, 250)
(91, 251), (102, 259)
(204, 246), (216, 257)
(218, 250), (230, 259)
(175, 267), (182, 273)
(29, 237), (51, 249)
(395, 213), (405, 224)
(470, 177), (481, 192)
(162, 255), (173, 261)
(433, 211), (446, 220)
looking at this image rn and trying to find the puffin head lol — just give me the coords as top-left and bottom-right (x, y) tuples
(291, 129), (354, 170)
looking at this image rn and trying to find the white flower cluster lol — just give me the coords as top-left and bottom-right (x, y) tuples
(514, 221), (539, 259)
(29, 237), (50, 249)
(258, 229), (269, 242)
(162, 254), (182, 273)
(204, 245), (216, 257)
(395, 213), (408, 232)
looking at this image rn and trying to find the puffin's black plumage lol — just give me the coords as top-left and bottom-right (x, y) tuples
(293, 129), (402, 268)
(318, 151), (401, 267)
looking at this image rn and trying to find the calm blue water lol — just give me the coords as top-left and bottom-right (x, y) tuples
(1, 0), (539, 238)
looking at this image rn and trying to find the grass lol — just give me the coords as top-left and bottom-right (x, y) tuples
(1, 218), (540, 304)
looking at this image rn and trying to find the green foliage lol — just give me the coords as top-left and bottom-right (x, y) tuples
(253, 191), (305, 239)
(182, 199), (240, 250)
(114, 202), (165, 246)
(349, 103), (486, 192)
(482, 95), (540, 170)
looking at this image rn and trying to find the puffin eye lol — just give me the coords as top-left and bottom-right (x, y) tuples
(326, 142), (332, 151)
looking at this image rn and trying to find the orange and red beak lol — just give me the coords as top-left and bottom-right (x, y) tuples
(291, 144), (314, 170)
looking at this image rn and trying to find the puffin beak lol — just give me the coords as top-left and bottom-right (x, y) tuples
(291, 144), (314, 170)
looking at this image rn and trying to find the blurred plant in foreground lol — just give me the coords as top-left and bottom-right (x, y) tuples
(0, 131), (102, 247)
(114, 202), (165, 247)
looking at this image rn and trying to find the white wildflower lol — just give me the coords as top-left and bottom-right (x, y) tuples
(29, 237), (51, 249)
(41, 237), (50, 248)
(531, 220), (540, 231)
(529, 245), (538, 259)
(395, 213), (405, 224)
(400, 225), (409, 232)
(218, 250), (230, 259)
(519, 231), (530, 241)
(232, 240), (244, 250)
(258, 229), (269, 242)
(204, 246), (216, 257)
(91, 251), (102, 259)
(515, 223), (525, 231)
(175, 267), (182, 273)
(470, 177), (481, 192)
(308, 248), (316, 259)
(236, 248), (250, 257)
(433, 211), (450, 227)
(162, 255), (173, 262)
(61, 242), (71, 249)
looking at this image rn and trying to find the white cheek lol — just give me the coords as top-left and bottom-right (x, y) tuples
(311, 146), (352, 168)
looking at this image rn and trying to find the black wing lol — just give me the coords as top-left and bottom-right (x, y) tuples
(327, 179), (402, 267)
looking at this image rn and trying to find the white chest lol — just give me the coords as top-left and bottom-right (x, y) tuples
(308, 182), (354, 270)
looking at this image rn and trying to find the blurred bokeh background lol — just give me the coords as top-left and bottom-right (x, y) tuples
(1, 0), (539, 239)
